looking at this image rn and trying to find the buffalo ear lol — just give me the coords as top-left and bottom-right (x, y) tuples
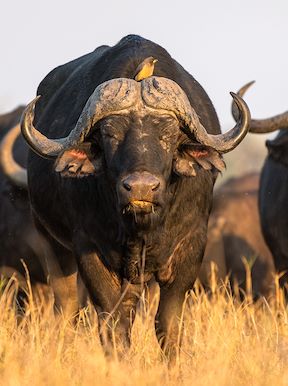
(173, 157), (197, 177)
(54, 143), (102, 178)
(173, 143), (225, 177)
(266, 135), (288, 167)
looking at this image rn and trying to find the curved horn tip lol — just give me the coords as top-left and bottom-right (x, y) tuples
(21, 95), (42, 122)
(230, 92), (242, 106)
(28, 95), (41, 108)
(230, 92), (250, 115)
(237, 80), (256, 96)
(245, 80), (256, 88)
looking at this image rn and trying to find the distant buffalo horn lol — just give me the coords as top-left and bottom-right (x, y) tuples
(0, 124), (28, 188)
(232, 81), (288, 133)
(21, 76), (251, 157)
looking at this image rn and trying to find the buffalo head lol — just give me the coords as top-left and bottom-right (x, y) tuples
(21, 76), (250, 228)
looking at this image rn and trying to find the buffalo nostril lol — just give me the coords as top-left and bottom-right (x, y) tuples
(123, 181), (132, 191)
(151, 181), (160, 191)
(122, 173), (161, 194)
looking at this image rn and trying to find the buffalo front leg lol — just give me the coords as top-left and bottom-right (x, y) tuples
(48, 256), (79, 319)
(155, 284), (191, 363)
(34, 221), (79, 319)
(155, 231), (205, 363)
(76, 250), (141, 355)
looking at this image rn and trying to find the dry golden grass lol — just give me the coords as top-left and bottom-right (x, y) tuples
(1, 273), (288, 386)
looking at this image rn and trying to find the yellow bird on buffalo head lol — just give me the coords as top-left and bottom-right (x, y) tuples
(134, 57), (158, 81)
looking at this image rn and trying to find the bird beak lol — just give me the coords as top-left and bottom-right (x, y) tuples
(153, 59), (158, 64)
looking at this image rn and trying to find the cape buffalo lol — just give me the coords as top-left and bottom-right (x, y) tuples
(0, 111), (88, 306)
(232, 82), (288, 290)
(20, 35), (251, 357)
(200, 173), (275, 298)
(0, 107), (49, 292)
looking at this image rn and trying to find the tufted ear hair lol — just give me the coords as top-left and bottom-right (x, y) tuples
(54, 142), (102, 178)
(173, 143), (225, 177)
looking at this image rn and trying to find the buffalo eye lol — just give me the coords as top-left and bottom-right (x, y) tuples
(101, 125), (124, 149)
(102, 130), (120, 142)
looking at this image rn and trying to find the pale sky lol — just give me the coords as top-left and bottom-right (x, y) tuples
(1, 0), (288, 128)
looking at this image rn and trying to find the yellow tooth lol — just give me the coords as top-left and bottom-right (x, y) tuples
(131, 200), (151, 208)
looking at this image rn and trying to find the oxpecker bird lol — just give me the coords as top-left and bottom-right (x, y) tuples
(134, 57), (158, 81)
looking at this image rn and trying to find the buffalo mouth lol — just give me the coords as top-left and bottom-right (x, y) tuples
(123, 200), (158, 215)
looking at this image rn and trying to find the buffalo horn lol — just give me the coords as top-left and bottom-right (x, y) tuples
(21, 77), (251, 157)
(232, 81), (288, 133)
(0, 124), (28, 188)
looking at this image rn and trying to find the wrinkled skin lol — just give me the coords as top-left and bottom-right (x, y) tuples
(259, 131), (288, 289)
(200, 173), (275, 298)
(27, 35), (230, 358)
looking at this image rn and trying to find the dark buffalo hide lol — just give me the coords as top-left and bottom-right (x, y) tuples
(200, 173), (275, 298)
(0, 107), (48, 291)
(259, 131), (288, 289)
(231, 81), (288, 292)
